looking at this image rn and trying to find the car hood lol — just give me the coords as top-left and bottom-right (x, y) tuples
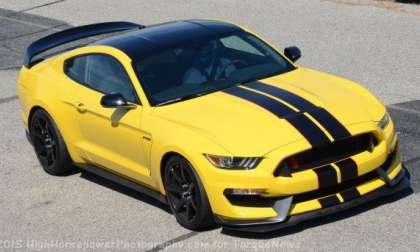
(153, 67), (383, 156)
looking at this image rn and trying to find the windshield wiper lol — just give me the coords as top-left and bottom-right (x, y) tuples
(239, 77), (258, 85)
(155, 92), (206, 106)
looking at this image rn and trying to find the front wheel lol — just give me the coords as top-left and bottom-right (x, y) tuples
(163, 155), (215, 230)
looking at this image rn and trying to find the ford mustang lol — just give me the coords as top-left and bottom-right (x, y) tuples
(17, 20), (409, 232)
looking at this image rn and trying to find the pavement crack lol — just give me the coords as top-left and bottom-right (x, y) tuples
(0, 23), (66, 43)
(0, 15), (65, 30)
(405, 156), (420, 165)
(146, 231), (199, 252)
(0, 65), (20, 70)
(322, 0), (420, 16)
(7, 0), (68, 16)
(0, 95), (18, 104)
(388, 104), (420, 117)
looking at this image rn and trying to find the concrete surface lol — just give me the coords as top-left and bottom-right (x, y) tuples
(0, 0), (419, 251)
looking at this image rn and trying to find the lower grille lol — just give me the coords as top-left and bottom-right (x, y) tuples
(292, 169), (378, 204)
(224, 194), (279, 207)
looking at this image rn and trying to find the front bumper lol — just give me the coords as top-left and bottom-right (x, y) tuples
(215, 166), (410, 233)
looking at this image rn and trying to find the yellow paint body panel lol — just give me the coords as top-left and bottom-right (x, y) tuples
(17, 23), (401, 222)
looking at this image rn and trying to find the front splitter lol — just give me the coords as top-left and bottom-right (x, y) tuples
(215, 167), (410, 233)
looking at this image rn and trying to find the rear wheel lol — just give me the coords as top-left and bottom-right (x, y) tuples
(163, 155), (215, 230)
(29, 109), (73, 175)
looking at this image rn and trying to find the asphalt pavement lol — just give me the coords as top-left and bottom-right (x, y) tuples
(0, 1), (419, 251)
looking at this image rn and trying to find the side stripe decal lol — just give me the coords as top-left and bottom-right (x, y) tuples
(318, 195), (340, 208)
(313, 165), (338, 188)
(340, 188), (360, 201)
(335, 159), (358, 182)
(223, 87), (330, 147)
(242, 82), (351, 140)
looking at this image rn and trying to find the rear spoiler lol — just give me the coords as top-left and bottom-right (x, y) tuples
(23, 21), (145, 68)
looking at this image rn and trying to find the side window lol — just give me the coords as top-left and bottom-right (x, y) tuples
(220, 35), (264, 56)
(64, 56), (87, 84)
(85, 55), (138, 104)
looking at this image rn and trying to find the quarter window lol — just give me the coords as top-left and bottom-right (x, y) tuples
(64, 56), (86, 84)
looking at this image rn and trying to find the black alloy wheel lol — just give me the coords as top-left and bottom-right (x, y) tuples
(164, 155), (215, 230)
(29, 109), (73, 175)
(31, 115), (57, 168)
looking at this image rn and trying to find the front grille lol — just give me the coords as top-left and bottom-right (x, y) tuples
(225, 147), (397, 208)
(274, 133), (377, 176)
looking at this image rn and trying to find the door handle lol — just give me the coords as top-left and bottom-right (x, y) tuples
(76, 103), (87, 113)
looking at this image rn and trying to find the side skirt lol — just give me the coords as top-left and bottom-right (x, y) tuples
(76, 163), (168, 205)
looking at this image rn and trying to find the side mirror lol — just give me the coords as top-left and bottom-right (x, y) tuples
(100, 93), (136, 109)
(284, 46), (301, 62)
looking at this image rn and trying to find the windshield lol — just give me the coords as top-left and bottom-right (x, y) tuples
(133, 31), (296, 106)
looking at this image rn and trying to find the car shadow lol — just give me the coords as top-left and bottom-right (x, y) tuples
(395, 0), (420, 4)
(78, 169), (172, 214)
(221, 186), (413, 238)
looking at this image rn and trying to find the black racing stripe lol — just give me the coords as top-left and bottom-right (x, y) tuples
(336, 158), (358, 182)
(243, 81), (316, 111)
(318, 195), (340, 208)
(313, 165), (338, 188)
(222, 86), (295, 117)
(340, 188), (360, 202)
(223, 87), (330, 147)
(309, 108), (351, 140)
(286, 113), (331, 147)
(242, 82), (351, 140)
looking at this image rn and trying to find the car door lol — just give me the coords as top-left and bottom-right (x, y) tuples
(63, 53), (152, 183)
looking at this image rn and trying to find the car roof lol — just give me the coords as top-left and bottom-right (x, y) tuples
(93, 19), (243, 59)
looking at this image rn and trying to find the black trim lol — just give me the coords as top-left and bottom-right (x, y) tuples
(242, 81), (351, 141)
(77, 164), (167, 205)
(223, 87), (330, 147)
(313, 165), (338, 188)
(340, 188), (360, 201)
(336, 158), (358, 182)
(318, 195), (340, 208)
(24, 21), (144, 67)
(216, 167), (410, 233)
(273, 162), (292, 177)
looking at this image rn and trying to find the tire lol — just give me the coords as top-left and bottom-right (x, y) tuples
(29, 109), (73, 175)
(163, 155), (215, 230)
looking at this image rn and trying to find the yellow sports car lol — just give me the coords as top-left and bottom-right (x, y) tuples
(17, 20), (409, 232)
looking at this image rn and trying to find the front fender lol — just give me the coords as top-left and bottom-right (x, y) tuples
(149, 116), (231, 195)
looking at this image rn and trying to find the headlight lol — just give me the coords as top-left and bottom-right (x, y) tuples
(378, 113), (390, 130)
(204, 154), (262, 169)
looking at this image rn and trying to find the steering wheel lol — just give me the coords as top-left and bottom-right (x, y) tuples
(218, 59), (248, 80)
